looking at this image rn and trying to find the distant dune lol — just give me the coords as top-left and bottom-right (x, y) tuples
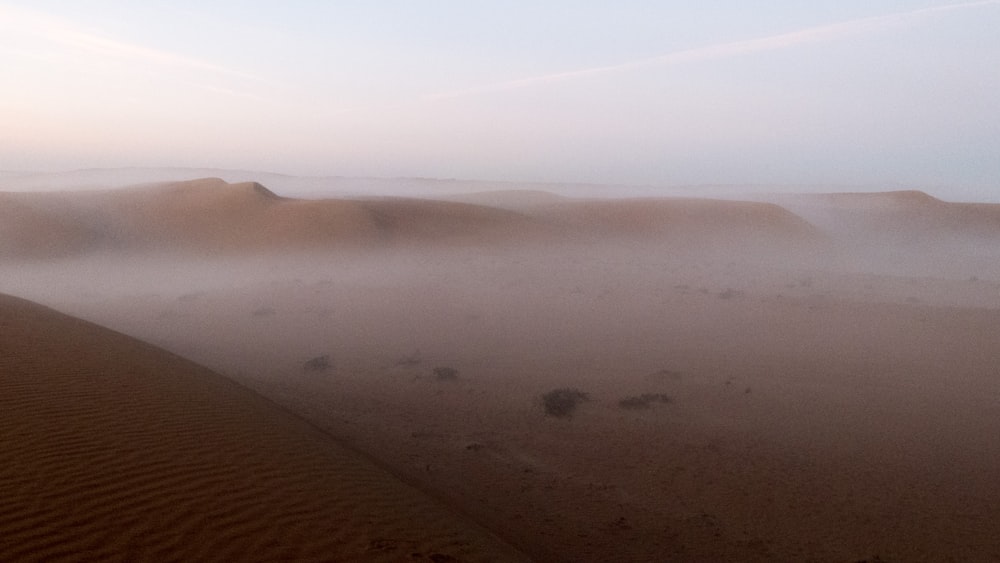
(526, 197), (824, 247)
(438, 190), (569, 212)
(0, 167), (656, 199)
(0, 293), (527, 562)
(6, 179), (998, 261)
(105, 179), (383, 252)
(0, 178), (833, 258)
(352, 196), (564, 246)
(773, 190), (1000, 245)
(0, 179), (561, 256)
(5, 167), (996, 203)
(0, 193), (99, 258)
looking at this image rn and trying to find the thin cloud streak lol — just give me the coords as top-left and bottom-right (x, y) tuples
(54, 29), (261, 82)
(426, 0), (1000, 101)
(0, 4), (260, 82)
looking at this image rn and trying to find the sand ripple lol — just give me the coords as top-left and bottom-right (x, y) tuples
(0, 294), (527, 562)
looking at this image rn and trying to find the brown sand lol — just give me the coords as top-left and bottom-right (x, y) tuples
(0, 179), (824, 260)
(5, 181), (1000, 561)
(772, 190), (1000, 246)
(0, 179), (560, 255)
(0, 293), (529, 562)
(527, 197), (821, 242)
(47, 245), (1000, 562)
(0, 193), (98, 258)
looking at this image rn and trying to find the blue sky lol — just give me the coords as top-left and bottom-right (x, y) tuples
(1, 1), (998, 198)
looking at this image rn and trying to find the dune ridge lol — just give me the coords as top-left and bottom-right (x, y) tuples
(0, 293), (528, 562)
(773, 189), (1000, 244)
(1, 179), (562, 256)
(0, 178), (831, 259)
(525, 197), (823, 248)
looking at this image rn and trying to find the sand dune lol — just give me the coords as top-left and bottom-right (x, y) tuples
(351, 197), (564, 246)
(437, 190), (568, 212)
(526, 197), (823, 248)
(0, 167), (660, 199)
(434, 192), (823, 246)
(0, 179), (562, 256)
(0, 179), (831, 258)
(0, 193), (99, 259)
(105, 179), (383, 252)
(5, 176), (1000, 560)
(774, 190), (1000, 245)
(0, 293), (528, 562)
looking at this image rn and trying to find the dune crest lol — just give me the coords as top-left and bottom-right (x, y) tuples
(815, 189), (943, 207)
(1, 179), (566, 256)
(1, 179), (831, 259)
(528, 197), (823, 248)
(773, 189), (1000, 245)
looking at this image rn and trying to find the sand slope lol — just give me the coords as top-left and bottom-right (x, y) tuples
(38, 244), (1000, 562)
(1, 179), (830, 259)
(775, 190), (1000, 245)
(0, 179), (561, 256)
(0, 293), (528, 562)
(527, 197), (823, 249)
(437, 190), (568, 212)
(0, 193), (99, 259)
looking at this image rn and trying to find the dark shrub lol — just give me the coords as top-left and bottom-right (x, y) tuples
(619, 396), (650, 409)
(618, 393), (671, 410)
(433, 366), (458, 381)
(303, 355), (332, 372)
(542, 388), (589, 418)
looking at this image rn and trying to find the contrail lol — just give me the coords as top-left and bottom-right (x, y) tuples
(425, 0), (1000, 102)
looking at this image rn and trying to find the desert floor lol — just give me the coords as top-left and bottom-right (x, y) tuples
(6, 226), (999, 561)
(5, 181), (1000, 561)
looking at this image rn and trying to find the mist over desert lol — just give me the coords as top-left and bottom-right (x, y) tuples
(3, 172), (1000, 561)
(5, 1), (1000, 559)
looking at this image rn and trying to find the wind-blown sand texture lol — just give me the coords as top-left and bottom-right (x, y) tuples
(0, 293), (528, 562)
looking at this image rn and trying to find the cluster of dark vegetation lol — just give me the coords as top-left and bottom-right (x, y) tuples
(541, 388), (590, 418)
(432, 366), (459, 381)
(303, 355), (332, 372)
(618, 393), (671, 410)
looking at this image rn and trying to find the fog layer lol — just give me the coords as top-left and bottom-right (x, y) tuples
(3, 179), (1000, 561)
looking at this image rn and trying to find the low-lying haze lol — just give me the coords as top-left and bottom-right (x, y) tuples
(4, 179), (1000, 560)
(3, 2), (1000, 560)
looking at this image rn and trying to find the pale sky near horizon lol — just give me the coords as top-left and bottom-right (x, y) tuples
(1, 1), (998, 198)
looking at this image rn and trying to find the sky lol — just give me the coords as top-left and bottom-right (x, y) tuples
(1, 1), (998, 198)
